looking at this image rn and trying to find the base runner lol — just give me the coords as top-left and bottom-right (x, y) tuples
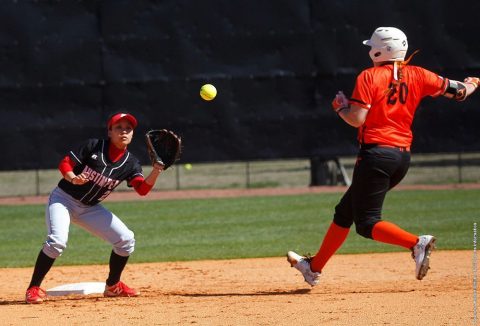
(26, 113), (164, 303)
(287, 27), (480, 286)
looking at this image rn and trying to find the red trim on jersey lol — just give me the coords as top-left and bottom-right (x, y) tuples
(130, 176), (153, 196)
(58, 156), (76, 176)
(108, 142), (127, 163)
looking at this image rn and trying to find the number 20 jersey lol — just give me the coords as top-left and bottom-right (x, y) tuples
(349, 64), (447, 147)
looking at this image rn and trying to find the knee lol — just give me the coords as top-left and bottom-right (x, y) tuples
(113, 230), (135, 257)
(43, 235), (67, 259)
(352, 206), (382, 239)
(355, 220), (378, 239)
(333, 205), (353, 229)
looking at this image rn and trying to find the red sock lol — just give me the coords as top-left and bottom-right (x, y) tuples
(310, 222), (350, 273)
(371, 221), (418, 249)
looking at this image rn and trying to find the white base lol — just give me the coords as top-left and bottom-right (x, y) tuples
(46, 282), (106, 296)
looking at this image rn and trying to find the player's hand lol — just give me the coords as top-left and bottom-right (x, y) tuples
(464, 77), (479, 89)
(71, 173), (89, 185)
(153, 162), (164, 172)
(332, 91), (349, 112)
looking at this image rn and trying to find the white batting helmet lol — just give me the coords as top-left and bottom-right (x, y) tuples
(363, 27), (408, 62)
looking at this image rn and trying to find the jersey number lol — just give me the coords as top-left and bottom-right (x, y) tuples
(387, 82), (408, 105)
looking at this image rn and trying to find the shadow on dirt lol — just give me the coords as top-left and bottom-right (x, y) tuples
(162, 288), (312, 297)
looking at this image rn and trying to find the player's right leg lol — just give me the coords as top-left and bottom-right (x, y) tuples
(26, 187), (72, 304)
(308, 189), (354, 274)
(287, 251), (320, 287)
(287, 187), (352, 287)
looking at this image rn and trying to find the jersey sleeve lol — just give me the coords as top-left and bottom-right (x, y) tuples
(419, 67), (447, 98)
(130, 176), (154, 196)
(58, 155), (76, 175)
(68, 139), (100, 165)
(126, 158), (144, 187)
(349, 70), (374, 110)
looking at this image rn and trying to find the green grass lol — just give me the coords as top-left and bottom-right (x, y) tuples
(0, 189), (478, 268)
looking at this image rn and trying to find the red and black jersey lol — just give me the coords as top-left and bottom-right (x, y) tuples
(58, 139), (143, 205)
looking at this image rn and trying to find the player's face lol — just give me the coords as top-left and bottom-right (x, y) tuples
(108, 119), (134, 149)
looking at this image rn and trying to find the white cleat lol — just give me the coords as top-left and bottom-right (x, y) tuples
(412, 235), (436, 280)
(287, 251), (320, 287)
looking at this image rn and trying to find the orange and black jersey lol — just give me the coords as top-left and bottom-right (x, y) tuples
(350, 64), (447, 148)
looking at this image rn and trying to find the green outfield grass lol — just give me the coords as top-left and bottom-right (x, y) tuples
(0, 189), (478, 268)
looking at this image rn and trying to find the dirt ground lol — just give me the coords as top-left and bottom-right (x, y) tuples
(1, 185), (478, 325)
(0, 251), (474, 325)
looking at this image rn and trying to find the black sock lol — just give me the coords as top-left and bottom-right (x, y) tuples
(106, 251), (129, 286)
(28, 250), (55, 289)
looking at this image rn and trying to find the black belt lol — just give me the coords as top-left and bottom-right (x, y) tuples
(360, 143), (410, 152)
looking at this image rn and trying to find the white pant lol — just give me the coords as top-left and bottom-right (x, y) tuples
(43, 187), (135, 259)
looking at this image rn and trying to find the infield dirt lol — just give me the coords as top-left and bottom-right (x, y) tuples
(0, 250), (474, 325)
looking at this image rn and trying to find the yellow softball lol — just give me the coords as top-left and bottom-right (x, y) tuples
(200, 84), (217, 101)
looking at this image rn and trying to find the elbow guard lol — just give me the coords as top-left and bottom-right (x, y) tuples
(443, 80), (467, 101)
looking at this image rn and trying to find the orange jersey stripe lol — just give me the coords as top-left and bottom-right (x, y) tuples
(351, 64), (446, 147)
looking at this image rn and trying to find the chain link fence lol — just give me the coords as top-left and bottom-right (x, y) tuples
(1, 153), (479, 197)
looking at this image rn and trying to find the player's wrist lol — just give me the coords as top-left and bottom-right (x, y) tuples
(153, 162), (164, 172)
(464, 77), (479, 89)
(466, 82), (478, 90)
(331, 91), (349, 114)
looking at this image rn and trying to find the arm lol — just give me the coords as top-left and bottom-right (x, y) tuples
(144, 163), (164, 187)
(130, 163), (164, 196)
(337, 105), (369, 128)
(58, 156), (89, 185)
(443, 77), (479, 101)
(332, 91), (369, 128)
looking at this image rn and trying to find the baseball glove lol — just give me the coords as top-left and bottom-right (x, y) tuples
(145, 129), (182, 170)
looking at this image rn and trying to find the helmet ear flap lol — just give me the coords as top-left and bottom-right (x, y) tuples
(369, 48), (384, 61)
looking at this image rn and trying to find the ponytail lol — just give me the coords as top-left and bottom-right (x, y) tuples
(384, 50), (420, 96)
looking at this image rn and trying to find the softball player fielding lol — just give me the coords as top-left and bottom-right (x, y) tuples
(26, 113), (164, 303)
(288, 27), (480, 286)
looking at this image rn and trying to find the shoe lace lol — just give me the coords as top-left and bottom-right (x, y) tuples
(304, 253), (314, 264)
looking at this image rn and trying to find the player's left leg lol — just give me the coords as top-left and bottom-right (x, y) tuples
(351, 147), (435, 279)
(349, 147), (414, 244)
(74, 204), (139, 296)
